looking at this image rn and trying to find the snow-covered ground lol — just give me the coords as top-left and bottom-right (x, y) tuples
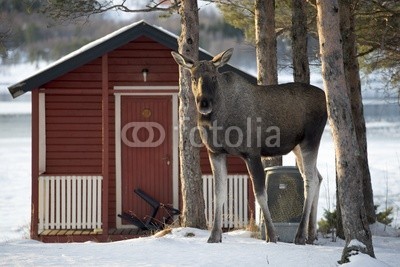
(1, 62), (400, 266)
(0, 227), (399, 266)
(1, 108), (399, 266)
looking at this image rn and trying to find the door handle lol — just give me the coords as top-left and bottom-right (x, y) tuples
(162, 155), (171, 166)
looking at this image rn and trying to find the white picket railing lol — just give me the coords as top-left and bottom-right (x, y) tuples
(38, 175), (102, 233)
(203, 174), (249, 229)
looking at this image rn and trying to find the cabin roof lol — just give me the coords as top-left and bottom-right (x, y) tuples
(8, 20), (256, 98)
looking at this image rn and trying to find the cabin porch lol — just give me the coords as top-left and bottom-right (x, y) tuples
(36, 174), (252, 242)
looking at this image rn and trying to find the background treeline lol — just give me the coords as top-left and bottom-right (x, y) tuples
(0, 1), (246, 64)
(1, 0), (399, 95)
(0, 0), (125, 63)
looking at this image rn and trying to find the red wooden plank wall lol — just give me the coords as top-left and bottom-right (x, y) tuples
(44, 58), (103, 175)
(108, 36), (179, 86)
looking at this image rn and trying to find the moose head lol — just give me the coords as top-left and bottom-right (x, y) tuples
(171, 48), (234, 115)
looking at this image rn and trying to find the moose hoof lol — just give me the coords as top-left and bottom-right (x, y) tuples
(306, 238), (315, 245)
(306, 233), (317, 244)
(294, 233), (306, 245)
(269, 236), (278, 243)
(265, 226), (278, 243)
(207, 230), (222, 243)
(294, 237), (306, 245)
(207, 236), (222, 243)
(267, 233), (278, 243)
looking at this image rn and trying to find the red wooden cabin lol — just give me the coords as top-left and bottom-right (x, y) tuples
(8, 21), (256, 242)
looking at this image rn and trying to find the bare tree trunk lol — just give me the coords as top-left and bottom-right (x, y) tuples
(255, 0), (282, 168)
(255, 0), (281, 241)
(339, 0), (376, 224)
(177, 0), (207, 229)
(255, 0), (278, 85)
(335, 174), (345, 239)
(291, 0), (310, 84)
(316, 0), (375, 262)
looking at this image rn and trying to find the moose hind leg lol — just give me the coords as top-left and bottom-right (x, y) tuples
(307, 171), (323, 244)
(245, 156), (277, 242)
(295, 149), (319, 245)
(207, 152), (227, 243)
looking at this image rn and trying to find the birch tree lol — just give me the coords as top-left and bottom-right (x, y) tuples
(316, 0), (375, 262)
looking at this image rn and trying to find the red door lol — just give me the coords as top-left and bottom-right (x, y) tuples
(120, 96), (173, 224)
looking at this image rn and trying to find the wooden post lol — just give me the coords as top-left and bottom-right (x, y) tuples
(31, 88), (39, 240)
(101, 54), (109, 237)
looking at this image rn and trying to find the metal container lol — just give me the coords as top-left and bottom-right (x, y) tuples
(265, 166), (304, 243)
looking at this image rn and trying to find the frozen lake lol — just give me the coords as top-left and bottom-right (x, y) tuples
(0, 113), (31, 241)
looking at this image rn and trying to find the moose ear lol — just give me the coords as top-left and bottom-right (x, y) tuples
(171, 51), (194, 69)
(212, 48), (234, 68)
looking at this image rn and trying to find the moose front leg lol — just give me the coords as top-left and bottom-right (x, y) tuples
(207, 152), (227, 243)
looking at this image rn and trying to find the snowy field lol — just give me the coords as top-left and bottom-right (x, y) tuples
(1, 63), (400, 266)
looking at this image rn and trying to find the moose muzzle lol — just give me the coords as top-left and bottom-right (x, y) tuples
(197, 97), (213, 115)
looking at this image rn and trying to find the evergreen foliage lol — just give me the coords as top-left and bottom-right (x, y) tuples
(318, 209), (337, 236)
(216, 0), (400, 91)
(318, 205), (394, 236)
(375, 205), (394, 226)
(356, 0), (400, 93)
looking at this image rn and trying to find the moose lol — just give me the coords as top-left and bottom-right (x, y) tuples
(171, 48), (327, 244)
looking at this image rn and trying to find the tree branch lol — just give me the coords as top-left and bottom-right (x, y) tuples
(357, 46), (379, 58)
(110, 0), (180, 13)
(0, 28), (11, 55)
(203, 0), (255, 15)
(41, 0), (181, 22)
